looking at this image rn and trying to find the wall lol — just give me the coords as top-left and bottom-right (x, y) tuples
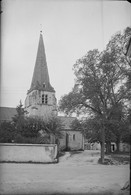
(0, 143), (57, 163)
(25, 90), (57, 120)
(59, 130), (84, 151)
(84, 142), (101, 150)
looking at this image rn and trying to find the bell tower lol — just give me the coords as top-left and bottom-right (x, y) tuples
(25, 32), (57, 120)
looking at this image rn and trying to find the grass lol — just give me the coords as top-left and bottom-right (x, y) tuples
(64, 150), (130, 165)
(103, 152), (130, 165)
(108, 153), (130, 163)
(70, 150), (83, 156)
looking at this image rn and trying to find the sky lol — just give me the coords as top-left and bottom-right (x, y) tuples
(1, 0), (131, 108)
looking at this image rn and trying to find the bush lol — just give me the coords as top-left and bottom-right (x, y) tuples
(0, 102), (63, 144)
(14, 134), (50, 144)
(0, 121), (15, 143)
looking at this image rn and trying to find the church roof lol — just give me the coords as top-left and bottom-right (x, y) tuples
(28, 33), (55, 94)
(0, 107), (77, 131)
(0, 107), (17, 122)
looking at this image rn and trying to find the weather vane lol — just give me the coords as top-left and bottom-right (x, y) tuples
(40, 24), (42, 33)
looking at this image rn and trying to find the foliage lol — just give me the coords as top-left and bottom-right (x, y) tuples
(12, 116), (63, 144)
(59, 27), (131, 120)
(12, 101), (27, 133)
(70, 118), (83, 132)
(59, 27), (131, 161)
(0, 101), (63, 144)
(81, 117), (116, 144)
(121, 109), (131, 144)
(59, 27), (131, 118)
(0, 121), (15, 143)
(17, 117), (42, 138)
(44, 116), (64, 139)
(13, 133), (50, 144)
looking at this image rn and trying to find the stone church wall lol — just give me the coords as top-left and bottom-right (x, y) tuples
(59, 130), (84, 151)
(25, 90), (57, 120)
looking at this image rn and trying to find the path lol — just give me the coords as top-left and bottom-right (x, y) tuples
(0, 150), (130, 195)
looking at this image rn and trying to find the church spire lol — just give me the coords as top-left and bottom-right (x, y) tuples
(28, 33), (55, 93)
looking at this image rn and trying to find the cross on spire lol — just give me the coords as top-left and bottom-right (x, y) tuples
(40, 24), (42, 34)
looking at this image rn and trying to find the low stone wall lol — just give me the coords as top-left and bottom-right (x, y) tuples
(0, 143), (58, 163)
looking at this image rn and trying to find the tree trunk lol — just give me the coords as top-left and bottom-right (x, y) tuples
(116, 136), (121, 153)
(106, 141), (111, 154)
(116, 140), (120, 153)
(100, 127), (105, 164)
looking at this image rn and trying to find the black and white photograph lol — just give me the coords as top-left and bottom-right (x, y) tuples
(0, 0), (131, 194)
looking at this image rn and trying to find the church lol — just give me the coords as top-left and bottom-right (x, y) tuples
(24, 32), (57, 120)
(0, 32), (84, 151)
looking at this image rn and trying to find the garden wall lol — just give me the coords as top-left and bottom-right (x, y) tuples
(0, 143), (58, 163)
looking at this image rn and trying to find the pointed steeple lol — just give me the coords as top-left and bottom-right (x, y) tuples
(28, 32), (55, 93)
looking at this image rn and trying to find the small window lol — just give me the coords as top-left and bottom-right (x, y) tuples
(73, 134), (75, 141)
(45, 94), (48, 104)
(43, 83), (46, 88)
(42, 94), (44, 104)
(42, 94), (48, 104)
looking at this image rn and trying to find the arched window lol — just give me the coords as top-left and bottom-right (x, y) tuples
(73, 134), (75, 141)
(42, 94), (44, 104)
(45, 94), (48, 104)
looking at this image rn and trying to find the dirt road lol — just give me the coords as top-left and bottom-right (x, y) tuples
(0, 150), (130, 195)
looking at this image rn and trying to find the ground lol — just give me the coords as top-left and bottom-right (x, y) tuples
(0, 150), (130, 195)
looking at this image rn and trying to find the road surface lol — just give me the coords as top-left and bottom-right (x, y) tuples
(0, 150), (129, 195)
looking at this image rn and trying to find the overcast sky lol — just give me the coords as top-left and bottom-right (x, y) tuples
(1, 0), (131, 108)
